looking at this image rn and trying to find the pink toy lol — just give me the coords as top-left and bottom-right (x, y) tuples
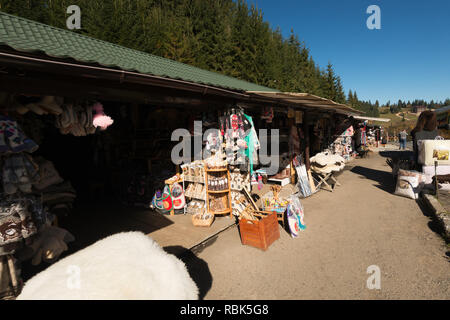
(92, 103), (114, 130)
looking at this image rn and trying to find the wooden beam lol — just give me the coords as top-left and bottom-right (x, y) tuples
(303, 111), (310, 171)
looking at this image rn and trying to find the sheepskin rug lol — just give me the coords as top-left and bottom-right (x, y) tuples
(17, 232), (199, 300)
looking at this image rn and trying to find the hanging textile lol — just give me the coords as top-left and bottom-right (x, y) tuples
(0, 116), (38, 154)
(243, 114), (259, 176)
(2, 153), (40, 195)
(0, 199), (38, 247)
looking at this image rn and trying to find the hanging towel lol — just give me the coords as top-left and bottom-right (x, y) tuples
(243, 114), (259, 176)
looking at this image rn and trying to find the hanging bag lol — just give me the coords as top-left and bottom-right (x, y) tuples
(170, 182), (186, 210)
(150, 189), (169, 213)
(161, 185), (173, 212)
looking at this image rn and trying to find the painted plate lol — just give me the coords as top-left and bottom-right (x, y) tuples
(287, 204), (300, 238)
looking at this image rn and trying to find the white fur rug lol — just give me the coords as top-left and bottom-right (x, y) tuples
(17, 232), (198, 300)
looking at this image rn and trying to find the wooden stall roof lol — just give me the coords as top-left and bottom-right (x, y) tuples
(246, 91), (364, 115)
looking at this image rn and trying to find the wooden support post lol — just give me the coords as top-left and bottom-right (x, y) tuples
(435, 160), (439, 199)
(303, 112), (310, 171)
(6, 255), (19, 296)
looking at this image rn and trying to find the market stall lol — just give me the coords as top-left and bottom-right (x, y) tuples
(148, 101), (364, 253)
(0, 12), (364, 299)
(0, 91), (359, 298)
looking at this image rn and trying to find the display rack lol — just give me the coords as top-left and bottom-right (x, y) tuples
(229, 166), (251, 193)
(205, 167), (232, 218)
(182, 162), (207, 215)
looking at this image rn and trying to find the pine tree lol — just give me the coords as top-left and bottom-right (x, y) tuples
(324, 62), (336, 100)
(347, 90), (353, 105)
(0, 0), (365, 102)
(335, 76), (346, 104)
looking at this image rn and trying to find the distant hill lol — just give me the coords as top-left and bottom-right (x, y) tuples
(375, 108), (418, 135)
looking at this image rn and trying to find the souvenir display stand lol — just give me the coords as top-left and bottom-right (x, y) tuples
(148, 106), (364, 249)
(330, 126), (356, 162)
(229, 167), (251, 193)
(182, 162), (207, 215)
(205, 167), (232, 218)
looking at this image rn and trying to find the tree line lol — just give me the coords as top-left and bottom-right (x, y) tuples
(1, 0), (446, 118)
(347, 90), (380, 117)
(381, 98), (450, 114)
(0, 0), (347, 103)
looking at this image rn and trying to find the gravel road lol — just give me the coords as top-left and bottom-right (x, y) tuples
(185, 151), (450, 300)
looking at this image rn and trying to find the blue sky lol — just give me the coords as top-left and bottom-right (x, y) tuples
(249, 0), (450, 105)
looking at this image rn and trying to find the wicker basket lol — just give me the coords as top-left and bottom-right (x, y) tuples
(239, 213), (280, 250)
(192, 213), (214, 227)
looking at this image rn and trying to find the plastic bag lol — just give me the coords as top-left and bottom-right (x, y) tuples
(394, 169), (425, 199)
(286, 194), (306, 238)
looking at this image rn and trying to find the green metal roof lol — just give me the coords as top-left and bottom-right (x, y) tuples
(0, 11), (277, 93)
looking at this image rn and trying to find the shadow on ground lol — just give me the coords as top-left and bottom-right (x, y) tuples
(164, 246), (213, 300)
(57, 199), (174, 255)
(379, 150), (414, 160)
(416, 197), (450, 245)
(350, 166), (395, 193)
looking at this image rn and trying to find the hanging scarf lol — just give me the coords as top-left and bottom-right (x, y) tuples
(243, 114), (257, 176)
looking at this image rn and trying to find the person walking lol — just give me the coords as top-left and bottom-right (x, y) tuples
(381, 130), (387, 147)
(399, 129), (408, 150)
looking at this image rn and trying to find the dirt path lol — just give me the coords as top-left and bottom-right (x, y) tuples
(395, 112), (412, 121)
(188, 152), (449, 300)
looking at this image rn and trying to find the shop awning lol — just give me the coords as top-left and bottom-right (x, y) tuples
(246, 91), (364, 115)
(352, 115), (391, 122)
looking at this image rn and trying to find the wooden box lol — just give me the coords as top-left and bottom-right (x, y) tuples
(239, 213), (280, 251)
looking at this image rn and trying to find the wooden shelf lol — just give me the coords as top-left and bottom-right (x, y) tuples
(205, 168), (228, 172)
(185, 195), (206, 201)
(205, 166), (232, 218)
(210, 208), (232, 215)
(207, 189), (229, 194)
(183, 177), (205, 183)
(182, 164), (207, 215)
